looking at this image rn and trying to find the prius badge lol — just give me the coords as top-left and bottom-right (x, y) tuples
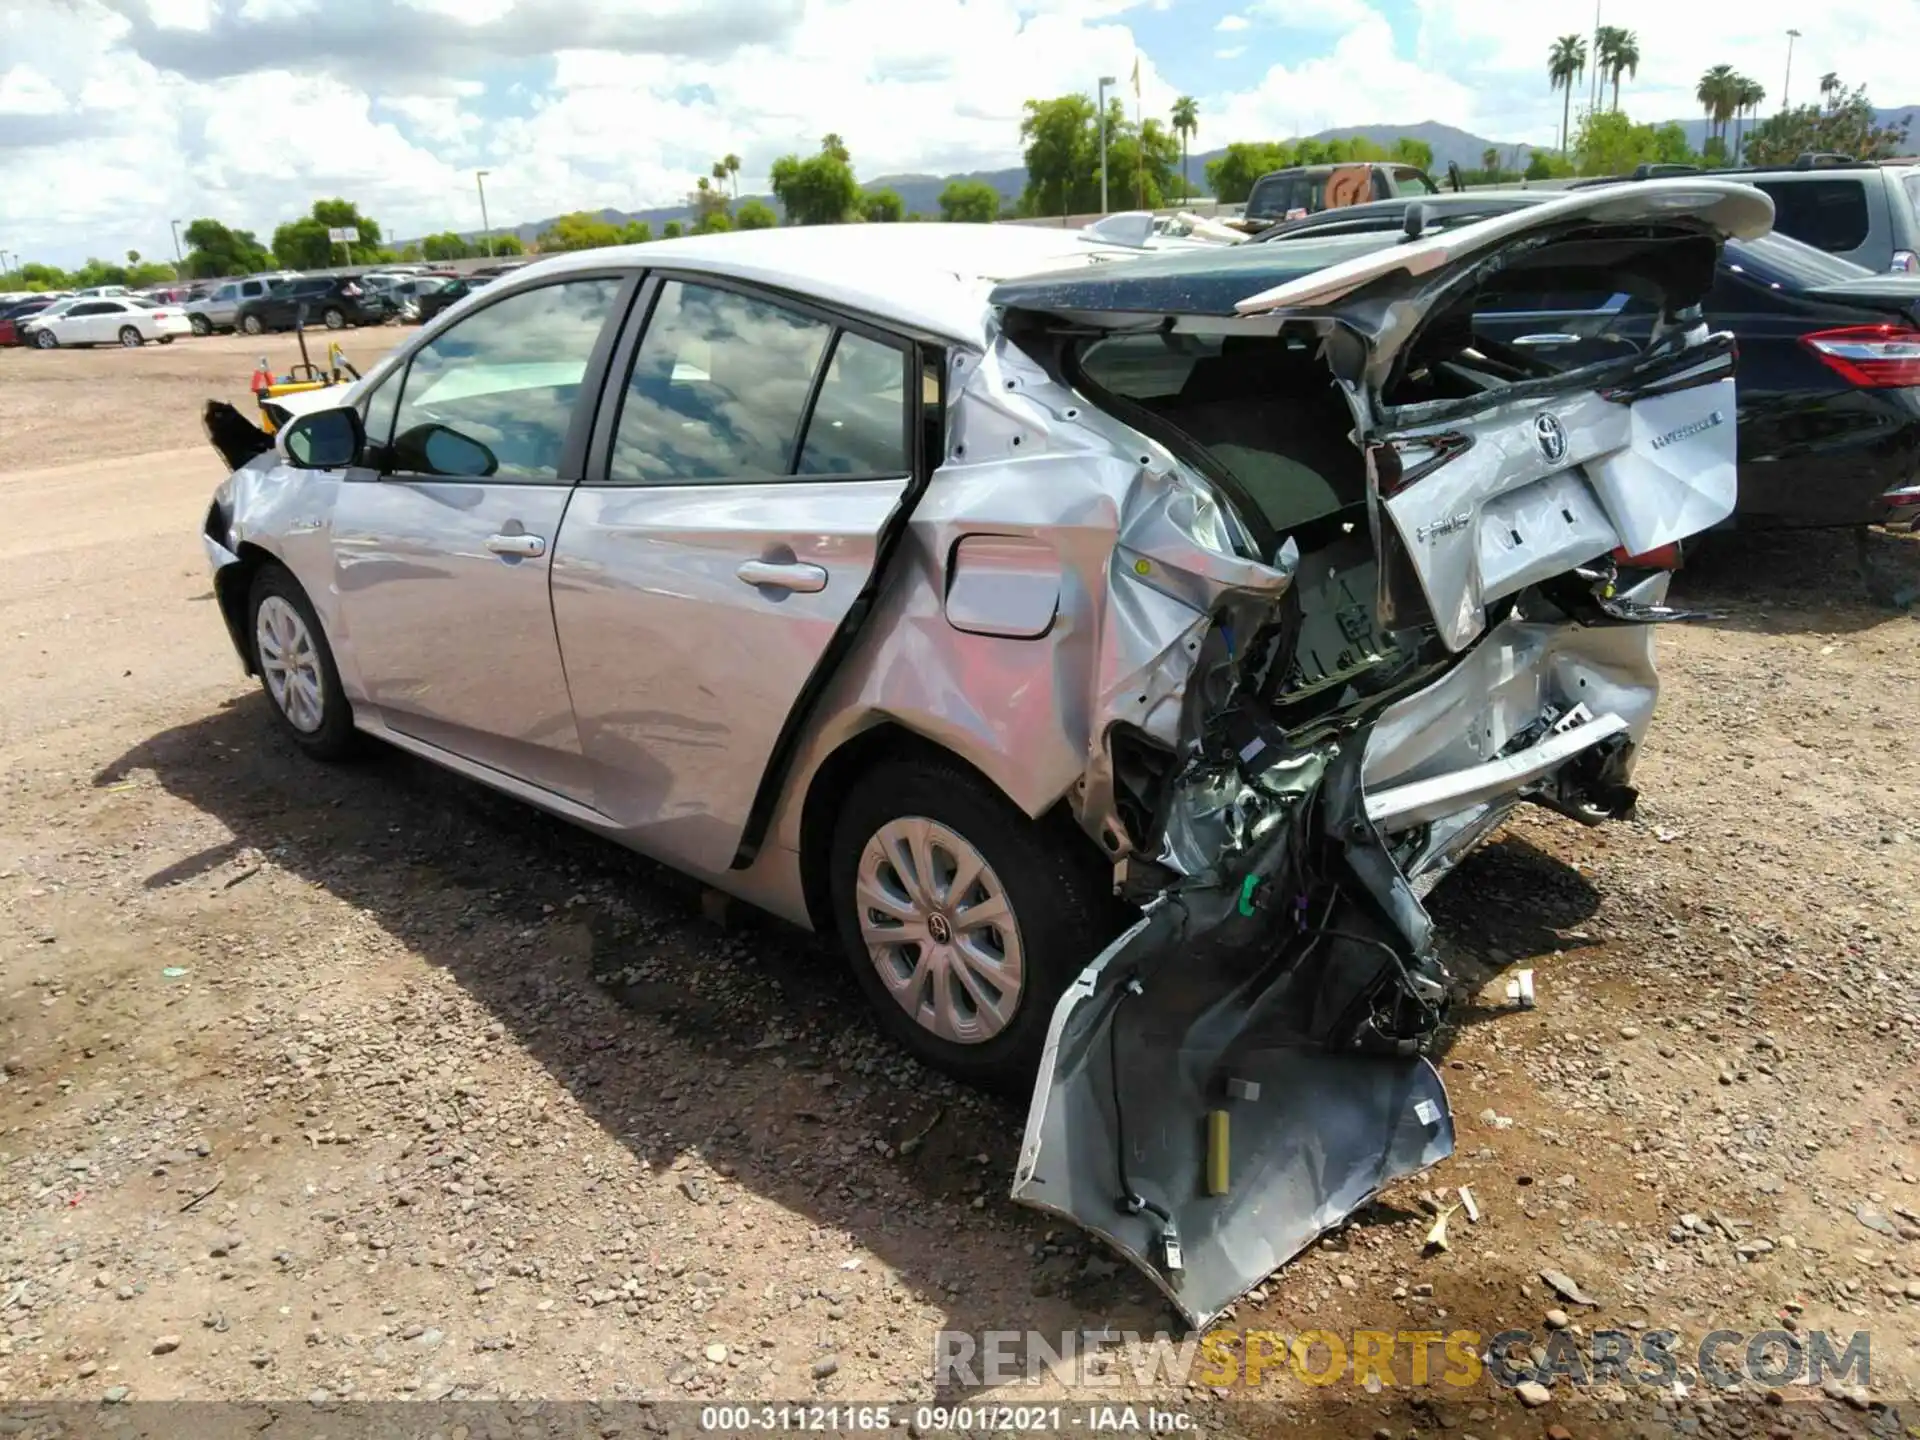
(1534, 412), (1569, 464)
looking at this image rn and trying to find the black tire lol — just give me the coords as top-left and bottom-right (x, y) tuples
(32, 329), (56, 349)
(829, 754), (1120, 1091)
(189, 314), (212, 336)
(322, 307), (346, 330)
(246, 563), (358, 761)
(118, 326), (142, 348)
(240, 313), (264, 336)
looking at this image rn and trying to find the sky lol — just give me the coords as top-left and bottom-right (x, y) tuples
(0, 0), (1913, 266)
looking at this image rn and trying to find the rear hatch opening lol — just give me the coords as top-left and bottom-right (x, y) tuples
(992, 184), (1762, 1327)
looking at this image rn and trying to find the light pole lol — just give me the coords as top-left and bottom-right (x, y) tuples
(1782, 29), (1801, 113)
(1096, 74), (1116, 216)
(475, 170), (495, 257)
(169, 219), (184, 270)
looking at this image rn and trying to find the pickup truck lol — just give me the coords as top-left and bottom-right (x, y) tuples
(1244, 162), (1441, 226)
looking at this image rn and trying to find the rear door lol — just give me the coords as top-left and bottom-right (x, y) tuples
(1236, 179), (1767, 652)
(550, 273), (925, 876)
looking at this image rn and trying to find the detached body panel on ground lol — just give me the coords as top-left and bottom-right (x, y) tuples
(197, 200), (1759, 1324)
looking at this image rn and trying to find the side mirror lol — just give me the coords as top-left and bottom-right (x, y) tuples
(392, 422), (498, 477)
(279, 406), (365, 469)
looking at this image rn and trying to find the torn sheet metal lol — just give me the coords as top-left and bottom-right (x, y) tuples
(1014, 728), (1455, 1327)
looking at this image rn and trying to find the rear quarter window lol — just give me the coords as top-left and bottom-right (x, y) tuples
(1753, 179), (1871, 254)
(1904, 173), (1920, 222)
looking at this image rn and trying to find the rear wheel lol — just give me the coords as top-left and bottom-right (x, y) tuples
(189, 314), (212, 337)
(158, 335), (175, 345)
(240, 313), (264, 336)
(829, 754), (1120, 1090)
(247, 564), (358, 760)
(118, 326), (142, 348)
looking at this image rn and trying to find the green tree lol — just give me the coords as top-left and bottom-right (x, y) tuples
(1731, 77), (1767, 163)
(662, 221), (684, 239)
(127, 260), (177, 285)
(398, 243), (424, 261)
(1204, 141), (1295, 204)
(181, 218), (272, 278)
(1596, 26), (1640, 111)
(271, 217), (333, 269)
(491, 233), (525, 256)
(770, 139), (861, 225)
(862, 187), (905, 223)
(1744, 75), (1910, 166)
(535, 211), (623, 252)
(1170, 95), (1199, 199)
(126, 249), (140, 265)
(310, 198), (383, 262)
(820, 132), (850, 164)
(616, 220), (653, 244)
(1524, 150), (1577, 180)
(1548, 34), (1588, 153)
(1696, 65), (1740, 149)
(1017, 94), (1182, 215)
(937, 178), (1000, 222)
(721, 153), (742, 200)
(421, 231), (473, 261)
(1575, 109), (1700, 176)
(1390, 136), (1434, 170)
(18, 262), (71, 290)
(734, 198), (779, 230)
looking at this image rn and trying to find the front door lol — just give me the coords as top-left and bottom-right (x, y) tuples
(551, 276), (920, 875)
(330, 273), (633, 800)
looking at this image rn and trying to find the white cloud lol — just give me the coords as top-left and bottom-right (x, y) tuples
(1, 0), (1913, 266)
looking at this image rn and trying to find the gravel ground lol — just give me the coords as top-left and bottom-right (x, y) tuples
(1, 340), (1917, 1437)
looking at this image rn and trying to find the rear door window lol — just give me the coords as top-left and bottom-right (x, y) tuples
(1389, 167), (1438, 197)
(795, 331), (910, 477)
(1903, 173), (1920, 223)
(608, 280), (833, 484)
(1752, 179), (1871, 254)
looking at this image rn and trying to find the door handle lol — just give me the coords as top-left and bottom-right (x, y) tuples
(737, 559), (827, 593)
(1512, 333), (1582, 346)
(486, 532), (546, 557)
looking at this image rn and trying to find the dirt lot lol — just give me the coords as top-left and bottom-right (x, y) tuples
(1, 336), (1918, 1437)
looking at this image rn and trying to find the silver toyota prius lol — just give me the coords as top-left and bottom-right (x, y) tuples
(199, 185), (1769, 1323)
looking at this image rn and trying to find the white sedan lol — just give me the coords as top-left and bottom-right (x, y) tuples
(23, 296), (191, 349)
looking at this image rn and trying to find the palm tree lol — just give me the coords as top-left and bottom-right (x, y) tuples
(722, 153), (741, 200)
(1548, 33), (1587, 153)
(1818, 71), (1841, 112)
(1731, 77), (1766, 162)
(711, 160), (728, 192)
(1697, 65), (1740, 147)
(1481, 146), (1501, 177)
(1598, 27), (1639, 111)
(1170, 96), (1199, 199)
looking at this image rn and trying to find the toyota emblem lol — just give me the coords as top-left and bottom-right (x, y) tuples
(1534, 412), (1569, 464)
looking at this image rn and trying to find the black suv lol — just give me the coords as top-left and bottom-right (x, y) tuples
(234, 277), (395, 334)
(1570, 156), (1920, 273)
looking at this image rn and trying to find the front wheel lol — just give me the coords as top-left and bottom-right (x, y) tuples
(118, 326), (143, 348)
(32, 329), (56, 349)
(829, 754), (1121, 1090)
(321, 307), (346, 330)
(240, 313), (264, 336)
(247, 564), (358, 760)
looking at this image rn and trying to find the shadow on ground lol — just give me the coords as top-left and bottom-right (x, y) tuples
(1672, 527), (1920, 637)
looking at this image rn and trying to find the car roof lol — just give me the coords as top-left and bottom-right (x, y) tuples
(498, 224), (1140, 346)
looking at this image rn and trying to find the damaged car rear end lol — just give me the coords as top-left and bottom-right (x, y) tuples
(997, 180), (1770, 1326)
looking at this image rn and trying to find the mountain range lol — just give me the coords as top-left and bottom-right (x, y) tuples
(452, 108), (1917, 248)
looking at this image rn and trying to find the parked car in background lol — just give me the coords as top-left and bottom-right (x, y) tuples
(1243, 161), (1441, 226)
(1571, 157), (1920, 273)
(412, 273), (492, 323)
(234, 277), (396, 334)
(1256, 190), (1920, 536)
(201, 193), (1762, 1326)
(72, 284), (133, 298)
(0, 295), (63, 345)
(22, 296), (190, 348)
(186, 275), (290, 335)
